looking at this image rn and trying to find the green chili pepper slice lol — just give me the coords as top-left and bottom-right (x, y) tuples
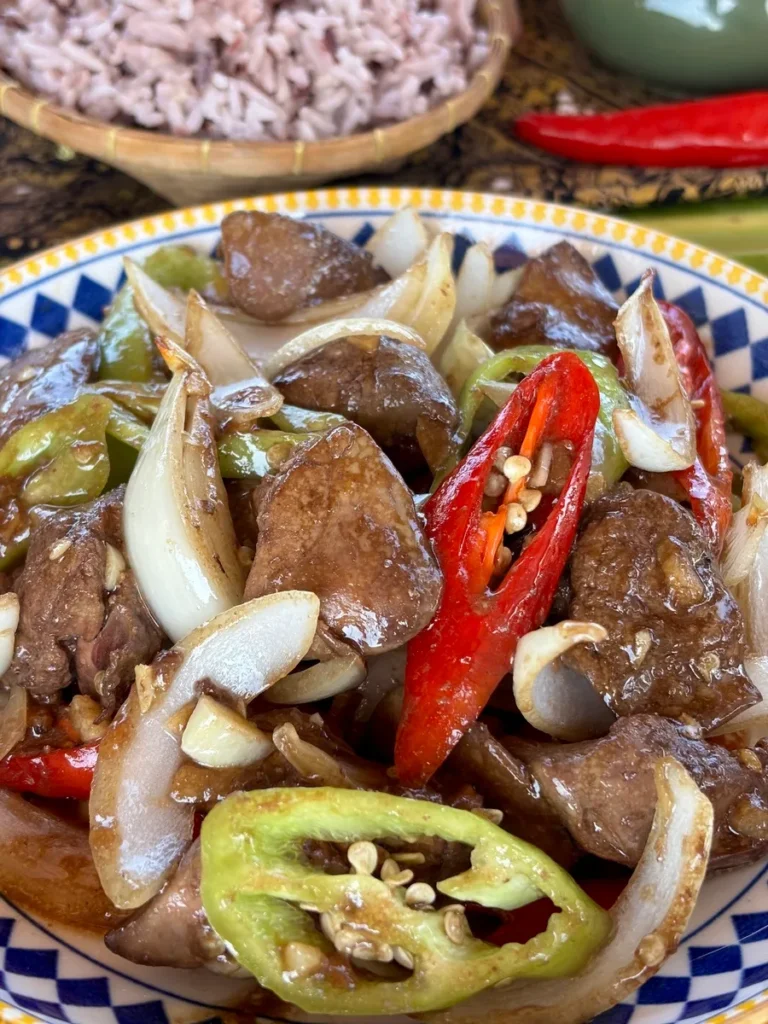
(721, 389), (768, 463)
(270, 404), (347, 433)
(0, 395), (112, 568)
(218, 430), (315, 479)
(201, 787), (611, 1017)
(97, 286), (155, 384)
(142, 245), (228, 300)
(449, 346), (629, 495)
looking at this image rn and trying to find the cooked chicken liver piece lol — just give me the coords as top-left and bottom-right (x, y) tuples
(0, 329), (98, 448)
(274, 336), (459, 474)
(450, 723), (579, 867)
(565, 485), (756, 731)
(521, 714), (768, 871)
(5, 487), (164, 709)
(220, 211), (386, 322)
(486, 241), (619, 359)
(105, 840), (225, 968)
(244, 423), (442, 655)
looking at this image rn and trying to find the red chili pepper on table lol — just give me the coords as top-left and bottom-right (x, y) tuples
(661, 302), (733, 555)
(395, 352), (600, 786)
(515, 92), (768, 168)
(0, 743), (98, 800)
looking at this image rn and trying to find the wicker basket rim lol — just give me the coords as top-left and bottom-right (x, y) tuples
(0, 0), (518, 176)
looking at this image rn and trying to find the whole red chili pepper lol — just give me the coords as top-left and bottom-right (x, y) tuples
(515, 92), (768, 168)
(395, 352), (599, 786)
(661, 302), (733, 555)
(0, 743), (98, 800)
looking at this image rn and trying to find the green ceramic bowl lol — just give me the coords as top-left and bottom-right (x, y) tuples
(560, 0), (768, 92)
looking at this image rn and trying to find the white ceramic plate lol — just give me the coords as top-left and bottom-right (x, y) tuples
(0, 188), (766, 1024)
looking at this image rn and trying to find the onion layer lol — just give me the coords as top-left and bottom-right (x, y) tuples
(90, 591), (320, 909)
(613, 272), (696, 472)
(440, 758), (713, 1024)
(365, 208), (431, 278)
(439, 321), (494, 398)
(0, 591), (20, 678)
(123, 342), (244, 642)
(185, 291), (282, 427)
(513, 622), (615, 741)
(264, 651), (366, 704)
(0, 684), (26, 759)
(264, 317), (427, 380)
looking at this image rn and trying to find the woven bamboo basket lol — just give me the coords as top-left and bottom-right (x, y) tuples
(0, 0), (518, 206)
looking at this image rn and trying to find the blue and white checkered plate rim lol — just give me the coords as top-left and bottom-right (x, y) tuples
(0, 188), (766, 1024)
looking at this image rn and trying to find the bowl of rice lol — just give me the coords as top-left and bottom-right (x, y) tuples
(0, 0), (516, 206)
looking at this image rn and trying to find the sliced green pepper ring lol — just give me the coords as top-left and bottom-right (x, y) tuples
(201, 788), (611, 1016)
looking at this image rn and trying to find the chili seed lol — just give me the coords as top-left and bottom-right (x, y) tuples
(381, 858), (414, 887)
(320, 911), (341, 941)
(484, 470), (506, 498)
(493, 446), (513, 472)
(519, 487), (542, 513)
(393, 945), (415, 970)
(502, 455), (531, 485)
(631, 629), (653, 667)
(347, 841), (378, 876)
(493, 545), (512, 575)
(442, 907), (469, 945)
(392, 851), (426, 865)
(404, 882), (436, 907)
(505, 502), (527, 534)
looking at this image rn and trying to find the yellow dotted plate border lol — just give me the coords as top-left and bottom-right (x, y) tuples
(0, 186), (767, 1024)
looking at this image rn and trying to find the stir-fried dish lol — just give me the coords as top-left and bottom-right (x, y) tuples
(1, 209), (767, 1023)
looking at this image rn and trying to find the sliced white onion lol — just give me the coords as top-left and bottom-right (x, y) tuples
(264, 651), (366, 704)
(439, 320), (494, 398)
(723, 462), (768, 657)
(364, 207), (431, 278)
(613, 272), (696, 472)
(441, 758), (713, 1024)
(124, 258), (186, 345)
(480, 380), (518, 409)
(264, 316), (427, 380)
(185, 291), (282, 426)
(123, 343), (244, 643)
(90, 590), (320, 909)
(0, 684), (26, 760)
(454, 242), (495, 326)
(489, 266), (523, 310)
(406, 233), (456, 355)
(513, 622), (616, 741)
(0, 592), (20, 678)
(181, 694), (273, 768)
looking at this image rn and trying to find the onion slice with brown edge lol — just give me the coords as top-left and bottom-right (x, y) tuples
(185, 291), (283, 427)
(0, 789), (127, 933)
(513, 621), (616, 741)
(264, 316), (427, 380)
(454, 242), (496, 327)
(90, 590), (320, 910)
(439, 758), (713, 1024)
(264, 650), (366, 704)
(123, 339), (244, 642)
(0, 591), (20, 678)
(124, 258), (186, 345)
(613, 272), (696, 472)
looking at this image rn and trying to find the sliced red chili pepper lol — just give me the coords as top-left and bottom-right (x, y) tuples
(515, 92), (768, 168)
(661, 302), (733, 555)
(0, 743), (98, 800)
(395, 352), (600, 785)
